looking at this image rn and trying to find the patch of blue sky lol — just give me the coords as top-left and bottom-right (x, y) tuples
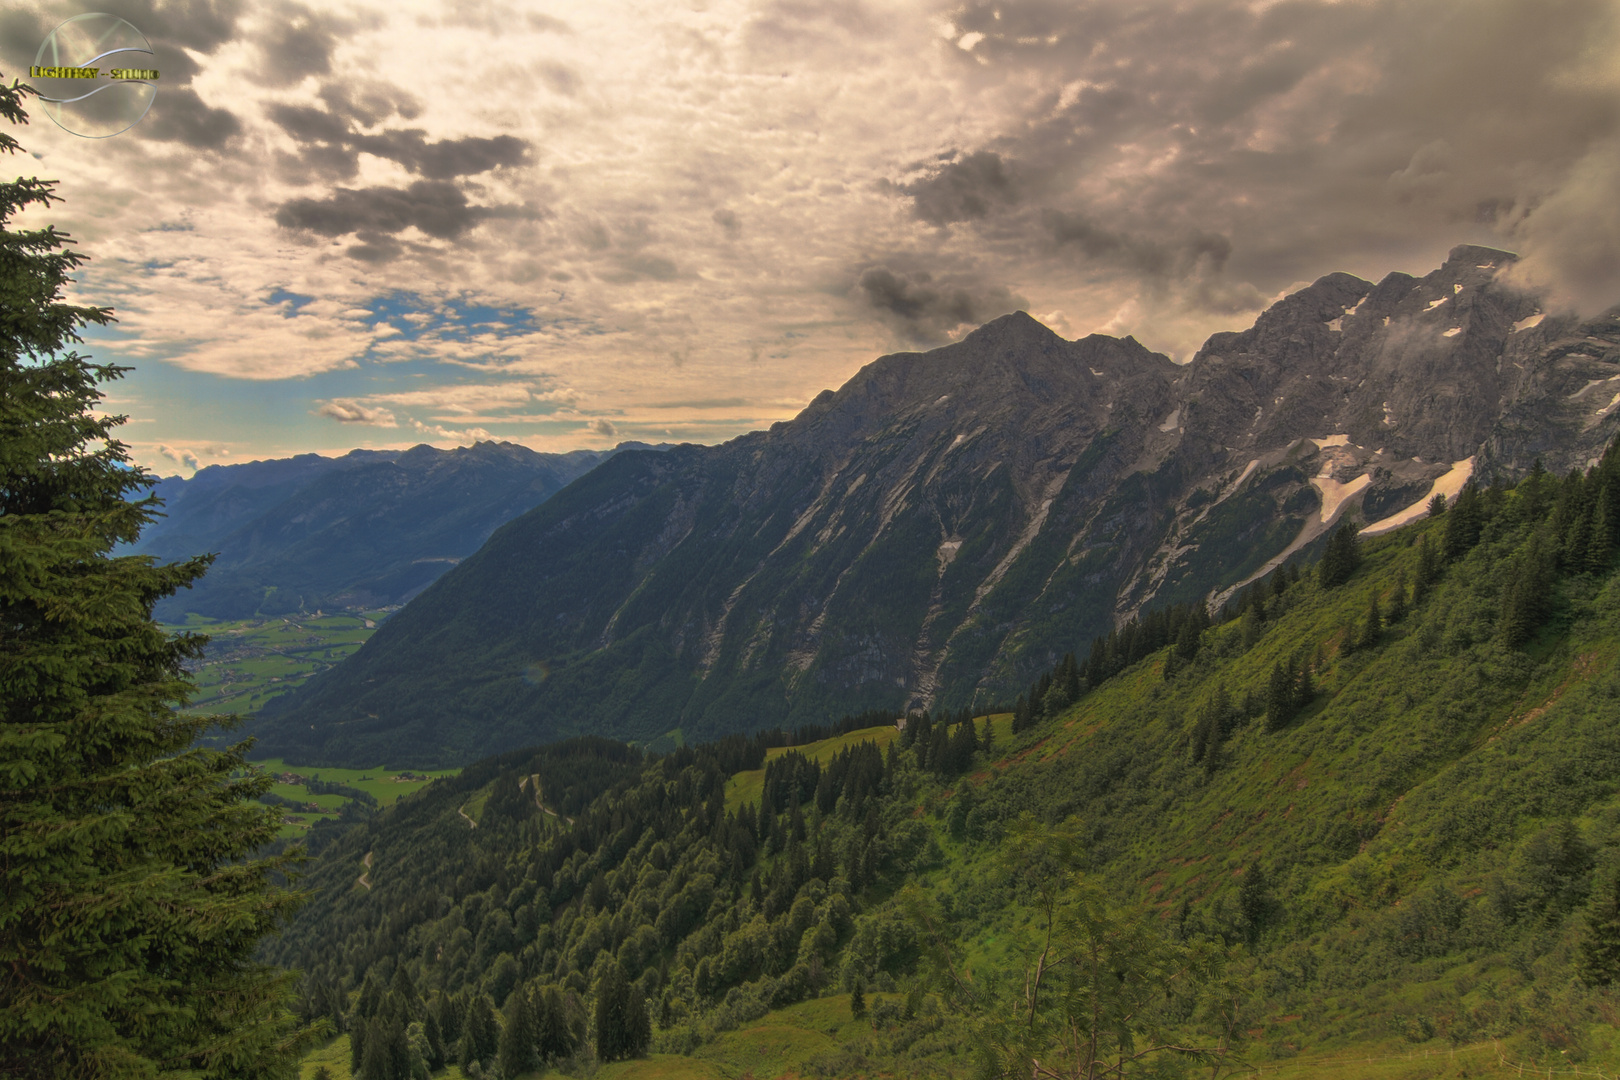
(85, 340), (436, 456)
(266, 288), (316, 315)
(356, 291), (604, 347)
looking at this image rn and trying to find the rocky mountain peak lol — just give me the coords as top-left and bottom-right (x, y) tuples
(255, 246), (1620, 765)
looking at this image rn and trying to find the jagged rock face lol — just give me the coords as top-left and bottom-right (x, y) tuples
(255, 246), (1620, 766)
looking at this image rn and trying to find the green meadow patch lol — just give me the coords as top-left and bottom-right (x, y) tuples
(725, 724), (903, 812)
(172, 610), (388, 715)
(253, 757), (459, 839)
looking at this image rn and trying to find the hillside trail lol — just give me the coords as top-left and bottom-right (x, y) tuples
(357, 850), (372, 890)
(518, 773), (574, 823)
(458, 804), (477, 829)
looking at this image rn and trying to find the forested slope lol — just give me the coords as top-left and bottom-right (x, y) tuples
(270, 446), (1620, 1078)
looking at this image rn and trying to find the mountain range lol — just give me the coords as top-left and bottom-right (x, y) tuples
(252, 244), (1620, 767)
(136, 441), (657, 622)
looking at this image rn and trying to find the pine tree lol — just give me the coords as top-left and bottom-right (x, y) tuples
(1319, 522), (1361, 587)
(1174, 614), (1202, 662)
(949, 716), (978, 774)
(1240, 606), (1265, 649)
(1443, 481), (1483, 562)
(1237, 863), (1270, 941)
(498, 984), (540, 1078)
(1518, 459), (1550, 521)
(928, 724), (950, 774)
(436, 990), (465, 1048)
(1386, 570), (1408, 624)
(1059, 652), (1081, 700)
(423, 1009), (446, 1071)
(1499, 533), (1555, 648)
(1358, 592), (1383, 650)
(1564, 502), (1594, 571)
(0, 79), (313, 1078)
(1415, 532), (1440, 596)
(979, 715), (993, 757)
(1294, 656), (1315, 711)
(1192, 685), (1232, 772)
(351, 1017), (370, 1076)
(390, 964), (421, 1022)
(460, 993), (498, 1068)
(1588, 485), (1613, 572)
(1579, 870), (1620, 987)
(594, 961), (625, 1062)
(1265, 660), (1296, 731)
(850, 977), (867, 1019)
(536, 985), (575, 1063)
(360, 1016), (410, 1080)
(1428, 492), (1447, 517)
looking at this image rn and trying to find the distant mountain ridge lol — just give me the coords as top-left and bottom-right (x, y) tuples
(139, 441), (658, 621)
(254, 244), (1620, 766)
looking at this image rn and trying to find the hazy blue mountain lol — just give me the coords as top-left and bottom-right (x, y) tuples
(141, 441), (654, 621)
(254, 246), (1620, 766)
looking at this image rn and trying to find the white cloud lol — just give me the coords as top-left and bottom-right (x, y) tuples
(315, 399), (398, 426)
(13, 0), (1617, 461)
(156, 444), (202, 470)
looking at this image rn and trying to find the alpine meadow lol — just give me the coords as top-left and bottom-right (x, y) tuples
(7, 0), (1620, 1077)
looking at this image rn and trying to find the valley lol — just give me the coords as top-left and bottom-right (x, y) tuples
(176, 611), (388, 715)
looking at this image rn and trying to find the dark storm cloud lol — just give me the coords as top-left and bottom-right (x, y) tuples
(257, 3), (340, 87)
(319, 80), (421, 125)
(1042, 210), (1232, 282)
(269, 102), (349, 145)
(118, 0), (243, 56)
(856, 266), (1026, 346)
(900, 151), (1019, 226)
(271, 98), (531, 181)
(351, 131), (530, 179)
(145, 86), (243, 148)
(274, 180), (538, 257)
(276, 180), (487, 239)
(0, 9), (51, 74)
(900, 0), (1620, 313)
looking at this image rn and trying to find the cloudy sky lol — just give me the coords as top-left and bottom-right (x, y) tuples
(5, 0), (1618, 474)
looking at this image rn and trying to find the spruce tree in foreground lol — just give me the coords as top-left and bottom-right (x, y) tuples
(0, 80), (312, 1077)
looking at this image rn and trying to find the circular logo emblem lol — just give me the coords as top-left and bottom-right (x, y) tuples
(31, 14), (158, 139)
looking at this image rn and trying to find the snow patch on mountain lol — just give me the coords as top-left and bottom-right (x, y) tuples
(1363, 458), (1475, 537)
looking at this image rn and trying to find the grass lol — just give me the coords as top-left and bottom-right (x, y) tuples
(725, 725), (902, 812)
(595, 1055), (727, 1079)
(172, 611), (388, 715)
(297, 1005), (1597, 1080)
(252, 757), (460, 839)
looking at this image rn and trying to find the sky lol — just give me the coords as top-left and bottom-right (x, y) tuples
(5, 0), (1619, 476)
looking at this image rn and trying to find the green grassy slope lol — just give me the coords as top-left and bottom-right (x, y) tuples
(276, 462), (1620, 1077)
(725, 725), (904, 812)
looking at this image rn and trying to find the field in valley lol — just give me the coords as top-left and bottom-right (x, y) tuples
(172, 610), (390, 715)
